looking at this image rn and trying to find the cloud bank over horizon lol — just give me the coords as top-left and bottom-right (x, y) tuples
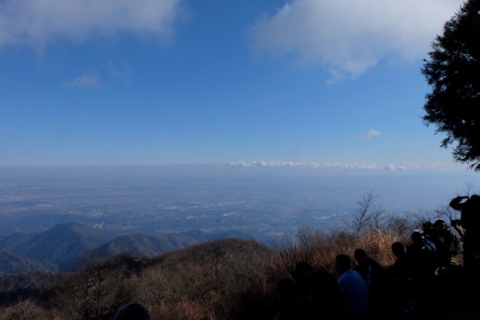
(249, 0), (462, 82)
(227, 160), (462, 172)
(0, 0), (184, 48)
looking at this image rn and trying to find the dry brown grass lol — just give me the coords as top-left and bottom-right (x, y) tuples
(0, 230), (410, 320)
(269, 227), (405, 278)
(354, 229), (405, 266)
(0, 300), (49, 320)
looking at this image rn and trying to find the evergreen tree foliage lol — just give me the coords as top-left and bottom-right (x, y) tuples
(422, 0), (480, 170)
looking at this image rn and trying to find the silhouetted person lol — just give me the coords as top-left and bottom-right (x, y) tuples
(433, 219), (460, 263)
(451, 219), (465, 240)
(450, 195), (480, 271)
(389, 242), (410, 281)
(353, 249), (381, 287)
(421, 221), (433, 238)
(447, 221), (462, 257)
(294, 262), (341, 319)
(353, 249), (387, 318)
(429, 223), (450, 267)
(450, 195), (480, 232)
(408, 231), (437, 264)
(114, 303), (150, 320)
(387, 242), (412, 314)
(275, 278), (311, 320)
(335, 254), (369, 320)
(407, 232), (437, 306)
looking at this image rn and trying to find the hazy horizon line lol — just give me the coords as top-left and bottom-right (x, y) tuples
(0, 160), (473, 172)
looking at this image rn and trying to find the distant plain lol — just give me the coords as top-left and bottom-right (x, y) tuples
(0, 165), (477, 244)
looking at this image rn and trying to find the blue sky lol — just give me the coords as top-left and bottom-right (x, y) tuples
(0, 0), (472, 172)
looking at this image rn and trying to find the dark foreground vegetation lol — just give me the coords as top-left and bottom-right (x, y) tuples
(1, 225), (480, 320)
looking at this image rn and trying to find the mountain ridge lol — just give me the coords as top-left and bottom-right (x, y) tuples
(0, 222), (253, 273)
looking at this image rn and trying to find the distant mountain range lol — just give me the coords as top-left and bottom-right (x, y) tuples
(0, 249), (53, 274)
(0, 223), (252, 274)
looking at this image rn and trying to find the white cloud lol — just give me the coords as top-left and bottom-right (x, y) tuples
(108, 61), (134, 81)
(228, 161), (452, 171)
(0, 0), (184, 48)
(249, 0), (462, 82)
(361, 129), (382, 140)
(65, 68), (100, 88)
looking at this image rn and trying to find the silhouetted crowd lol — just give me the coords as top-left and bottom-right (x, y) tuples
(274, 195), (480, 320)
(112, 195), (480, 320)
